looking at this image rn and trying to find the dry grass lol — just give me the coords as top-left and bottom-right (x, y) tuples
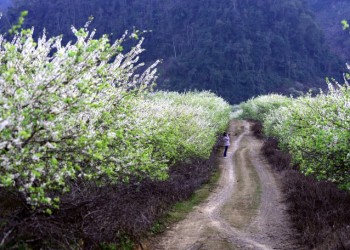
(0, 146), (221, 249)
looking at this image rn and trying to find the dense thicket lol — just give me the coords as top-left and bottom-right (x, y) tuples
(0, 21), (232, 247)
(1, 0), (344, 103)
(237, 84), (350, 191)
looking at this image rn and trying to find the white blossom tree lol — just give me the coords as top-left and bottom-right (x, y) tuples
(0, 23), (160, 209)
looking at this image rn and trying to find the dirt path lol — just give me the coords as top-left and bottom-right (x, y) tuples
(149, 120), (302, 250)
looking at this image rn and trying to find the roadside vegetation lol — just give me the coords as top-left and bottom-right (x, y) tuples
(238, 84), (350, 190)
(237, 84), (350, 248)
(0, 23), (231, 248)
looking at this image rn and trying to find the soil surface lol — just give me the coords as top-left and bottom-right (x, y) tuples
(147, 121), (303, 250)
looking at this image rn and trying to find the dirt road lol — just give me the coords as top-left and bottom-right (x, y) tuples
(150, 120), (302, 250)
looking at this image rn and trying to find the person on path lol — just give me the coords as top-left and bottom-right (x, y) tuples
(222, 132), (230, 158)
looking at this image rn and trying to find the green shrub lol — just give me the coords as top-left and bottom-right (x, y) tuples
(0, 22), (231, 209)
(267, 84), (350, 190)
(131, 91), (232, 163)
(253, 84), (350, 190)
(239, 94), (292, 122)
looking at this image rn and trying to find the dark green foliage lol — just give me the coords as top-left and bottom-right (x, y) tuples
(1, 0), (344, 103)
(0, 0), (11, 10)
(308, 0), (350, 61)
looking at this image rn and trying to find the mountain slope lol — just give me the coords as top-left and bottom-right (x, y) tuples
(308, 0), (350, 61)
(0, 0), (11, 10)
(1, 0), (344, 103)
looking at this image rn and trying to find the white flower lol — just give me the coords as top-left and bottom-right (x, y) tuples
(0, 141), (7, 149)
(12, 138), (22, 146)
(32, 155), (40, 161)
(0, 119), (9, 131)
(45, 142), (56, 149)
(107, 132), (116, 138)
(52, 131), (59, 139)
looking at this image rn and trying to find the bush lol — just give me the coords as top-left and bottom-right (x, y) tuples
(242, 81), (350, 190)
(0, 25), (232, 247)
(135, 91), (231, 161)
(0, 24), (163, 208)
(239, 94), (292, 122)
(264, 83), (350, 190)
(0, 23), (232, 212)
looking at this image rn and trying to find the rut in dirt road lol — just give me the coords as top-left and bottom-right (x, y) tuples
(150, 120), (302, 250)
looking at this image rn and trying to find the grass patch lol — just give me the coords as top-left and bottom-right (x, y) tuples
(246, 156), (262, 212)
(150, 168), (220, 235)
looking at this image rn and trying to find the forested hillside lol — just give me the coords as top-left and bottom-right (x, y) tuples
(0, 1), (349, 248)
(0, 0), (10, 10)
(0, 0), (345, 103)
(308, 0), (350, 61)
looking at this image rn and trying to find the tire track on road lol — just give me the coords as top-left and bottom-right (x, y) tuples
(150, 120), (301, 250)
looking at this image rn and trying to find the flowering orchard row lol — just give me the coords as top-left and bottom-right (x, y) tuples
(238, 82), (350, 191)
(0, 25), (231, 211)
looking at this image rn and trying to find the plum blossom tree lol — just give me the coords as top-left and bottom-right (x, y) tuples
(0, 22), (160, 209)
